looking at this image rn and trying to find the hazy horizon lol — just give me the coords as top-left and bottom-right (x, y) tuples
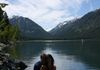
(1, 0), (100, 31)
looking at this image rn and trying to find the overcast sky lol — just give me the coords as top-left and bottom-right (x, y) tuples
(0, 0), (100, 31)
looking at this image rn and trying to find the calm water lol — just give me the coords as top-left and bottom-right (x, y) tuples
(14, 40), (100, 70)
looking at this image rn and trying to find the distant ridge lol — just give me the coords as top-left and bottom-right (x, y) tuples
(10, 16), (51, 40)
(50, 9), (100, 39)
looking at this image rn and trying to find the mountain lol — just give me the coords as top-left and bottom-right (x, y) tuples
(10, 16), (50, 40)
(50, 9), (100, 39)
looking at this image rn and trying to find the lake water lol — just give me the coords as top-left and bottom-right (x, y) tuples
(14, 40), (100, 70)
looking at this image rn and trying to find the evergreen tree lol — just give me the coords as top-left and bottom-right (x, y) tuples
(0, 4), (19, 43)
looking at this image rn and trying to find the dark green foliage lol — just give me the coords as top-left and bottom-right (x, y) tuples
(0, 8), (19, 43)
(0, 20), (19, 42)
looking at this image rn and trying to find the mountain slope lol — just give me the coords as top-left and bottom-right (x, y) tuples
(10, 16), (50, 40)
(50, 9), (100, 39)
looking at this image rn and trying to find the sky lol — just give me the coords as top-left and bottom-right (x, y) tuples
(0, 0), (100, 31)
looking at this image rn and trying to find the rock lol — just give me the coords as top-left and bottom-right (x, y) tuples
(0, 42), (27, 70)
(0, 43), (7, 51)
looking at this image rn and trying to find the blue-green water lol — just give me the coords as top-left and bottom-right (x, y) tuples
(15, 40), (100, 70)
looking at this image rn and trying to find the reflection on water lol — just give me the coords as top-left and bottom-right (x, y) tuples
(14, 40), (100, 70)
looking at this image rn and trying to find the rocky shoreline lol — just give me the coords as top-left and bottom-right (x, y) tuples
(0, 42), (27, 70)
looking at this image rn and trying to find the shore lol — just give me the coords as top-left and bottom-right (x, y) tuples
(0, 42), (27, 70)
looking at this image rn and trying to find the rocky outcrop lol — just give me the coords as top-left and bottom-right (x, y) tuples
(0, 42), (27, 70)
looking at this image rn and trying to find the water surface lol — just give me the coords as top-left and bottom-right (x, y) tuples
(14, 40), (100, 70)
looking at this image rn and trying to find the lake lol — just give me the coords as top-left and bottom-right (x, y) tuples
(14, 40), (100, 70)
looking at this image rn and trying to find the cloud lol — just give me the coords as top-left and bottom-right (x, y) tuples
(0, 0), (89, 31)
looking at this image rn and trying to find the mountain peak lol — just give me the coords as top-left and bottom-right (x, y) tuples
(50, 8), (100, 39)
(10, 16), (50, 40)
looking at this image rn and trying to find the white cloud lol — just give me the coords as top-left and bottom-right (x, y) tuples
(0, 0), (89, 31)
